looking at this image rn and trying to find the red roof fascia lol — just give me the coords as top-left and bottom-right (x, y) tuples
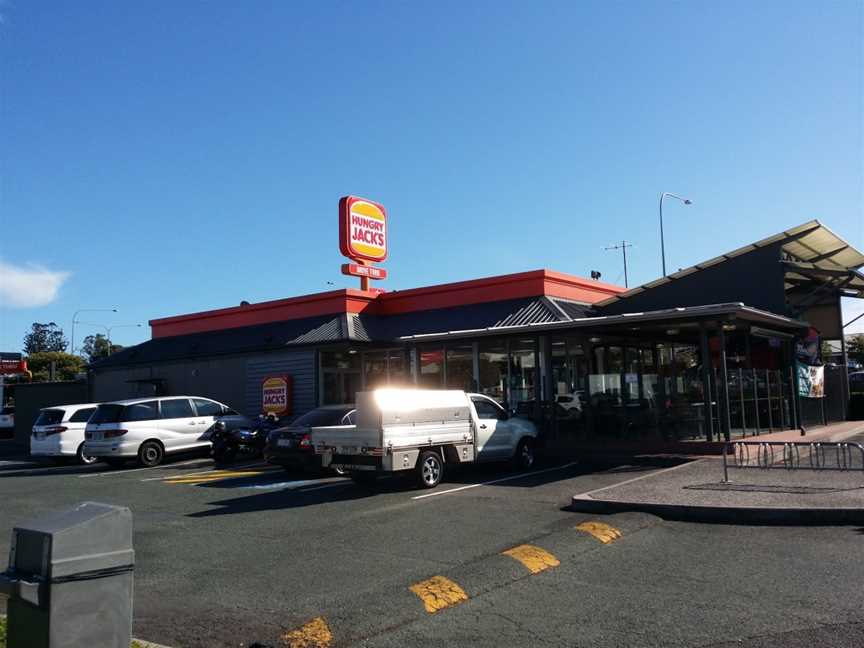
(149, 270), (626, 338)
(150, 289), (376, 338)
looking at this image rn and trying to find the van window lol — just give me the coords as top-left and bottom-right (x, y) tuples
(69, 408), (97, 423)
(91, 404), (124, 424)
(192, 399), (223, 417)
(122, 401), (159, 422)
(35, 409), (64, 426)
(160, 399), (194, 419)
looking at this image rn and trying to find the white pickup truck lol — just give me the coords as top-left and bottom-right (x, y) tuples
(312, 388), (539, 488)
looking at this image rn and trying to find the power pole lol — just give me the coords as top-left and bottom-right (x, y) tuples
(605, 240), (634, 288)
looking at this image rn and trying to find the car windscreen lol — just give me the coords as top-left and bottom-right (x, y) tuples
(34, 409), (64, 426)
(290, 408), (353, 427)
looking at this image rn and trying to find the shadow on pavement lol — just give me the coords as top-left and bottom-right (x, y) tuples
(0, 451), (212, 478)
(186, 457), (685, 517)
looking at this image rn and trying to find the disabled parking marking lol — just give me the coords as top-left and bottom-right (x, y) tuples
(502, 544), (560, 574)
(575, 521), (623, 544)
(409, 575), (469, 614)
(281, 616), (332, 648)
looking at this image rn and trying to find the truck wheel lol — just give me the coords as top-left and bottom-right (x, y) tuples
(515, 438), (535, 470)
(416, 450), (443, 489)
(138, 441), (164, 468)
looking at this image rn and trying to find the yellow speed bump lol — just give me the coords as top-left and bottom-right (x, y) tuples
(281, 616), (332, 648)
(575, 521), (622, 544)
(502, 544), (560, 574)
(409, 575), (468, 614)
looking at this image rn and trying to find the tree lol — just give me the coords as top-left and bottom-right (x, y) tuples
(23, 323), (68, 354)
(848, 334), (864, 365)
(80, 334), (123, 362)
(25, 352), (86, 382)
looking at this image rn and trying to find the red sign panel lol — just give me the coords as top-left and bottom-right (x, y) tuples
(262, 376), (292, 416)
(339, 196), (387, 262)
(341, 263), (388, 280)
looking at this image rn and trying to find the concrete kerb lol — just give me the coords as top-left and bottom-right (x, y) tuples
(569, 456), (864, 525)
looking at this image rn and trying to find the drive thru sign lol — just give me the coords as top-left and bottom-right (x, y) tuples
(262, 376), (292, 416)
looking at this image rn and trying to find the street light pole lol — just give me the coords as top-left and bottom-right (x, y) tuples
(72, 308), (117, 355)
(659, 192), (693, 276)
(76, 322), (142, 356)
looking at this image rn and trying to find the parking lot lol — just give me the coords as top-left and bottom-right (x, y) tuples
(1, 455), (863, 648)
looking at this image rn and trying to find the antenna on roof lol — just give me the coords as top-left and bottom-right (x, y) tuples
(604, 240), (634, 288)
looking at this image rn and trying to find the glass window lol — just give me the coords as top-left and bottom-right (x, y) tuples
(193, 399), (223, 417)
(122, 401), (159, 422)
(344, 410), (357, 425)
(35, 409), (64, 426)
(478, 340), (508, 404)
(321, 351), (361, 370)
(551, 337), (586, 399)
(69, 408), (96, 423)
(363, 351), (388, 390)
(90, 404), (124, 424)
(387, 350), (409, 386)
(159, 399), (194, 419)
(419, 346), (444, 388)
(471, 397), (505, 420)
(624, 347), (640, 401)
(292, 407), (355, 427)
(510, 338), (537, 416)
(446, 345), (474, 391)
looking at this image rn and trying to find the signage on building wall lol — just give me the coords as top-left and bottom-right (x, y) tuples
(339, 196), (388, 290)
(796, 362), (824, 398)
(262, 376), (293, 416)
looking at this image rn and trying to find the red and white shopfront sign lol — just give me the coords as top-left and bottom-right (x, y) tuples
(262, 376), (292, 416)
(339, 196), (388, 263)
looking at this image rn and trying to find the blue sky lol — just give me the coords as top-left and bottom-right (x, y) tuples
(1, 0), (862, 353)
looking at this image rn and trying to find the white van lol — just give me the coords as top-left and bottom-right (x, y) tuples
(31, 403), (101, 464)
(84, 396), (235, 467)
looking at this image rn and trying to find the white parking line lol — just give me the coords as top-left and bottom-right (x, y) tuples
(79, 458), (215, 478)
(411, 462), (578, 500)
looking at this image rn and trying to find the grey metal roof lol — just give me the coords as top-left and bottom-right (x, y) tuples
(397, 302), (806, 343)
(596, 220), (864, 307)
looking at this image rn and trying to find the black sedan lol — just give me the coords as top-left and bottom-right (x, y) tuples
(263, 405), (355, 474)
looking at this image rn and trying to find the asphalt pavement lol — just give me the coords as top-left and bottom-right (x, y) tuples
(0, 454), (862, 647)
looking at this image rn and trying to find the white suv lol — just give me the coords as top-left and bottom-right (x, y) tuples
(31, 403), (100, 464)
(84, 396), (235, 467)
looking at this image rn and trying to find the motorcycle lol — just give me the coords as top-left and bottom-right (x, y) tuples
(211, 414), (278, 465)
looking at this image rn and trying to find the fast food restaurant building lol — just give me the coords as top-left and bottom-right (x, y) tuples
(90, 219), (864, 448)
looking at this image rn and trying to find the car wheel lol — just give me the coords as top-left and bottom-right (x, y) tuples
(415, 450), (443, 489)
(137, 441), (164, 468)
(332, 464), (347, 476)
(76, 443), (99, 466)
(514, 438), (535, 470)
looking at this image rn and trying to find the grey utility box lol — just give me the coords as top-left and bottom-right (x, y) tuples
(0, 502), (134, 648)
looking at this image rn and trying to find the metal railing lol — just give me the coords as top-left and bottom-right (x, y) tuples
(722, 440), (864, 483)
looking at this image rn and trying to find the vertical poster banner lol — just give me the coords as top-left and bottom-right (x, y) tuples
(796, 362), (824, 398)
(262, 376), (293, 416)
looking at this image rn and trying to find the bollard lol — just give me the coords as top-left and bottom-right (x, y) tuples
(0, 502), (134, 648)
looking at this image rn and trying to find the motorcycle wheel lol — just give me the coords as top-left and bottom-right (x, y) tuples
(213, 444), (238, 465)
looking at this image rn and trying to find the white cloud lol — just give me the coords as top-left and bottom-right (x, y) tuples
(0, 260), (70, 308)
